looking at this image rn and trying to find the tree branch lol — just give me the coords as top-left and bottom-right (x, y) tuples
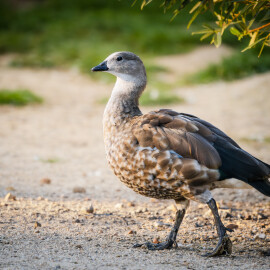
(249, 22), (270, 33)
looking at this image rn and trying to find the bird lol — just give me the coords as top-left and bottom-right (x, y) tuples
(91, 51), (270, 256)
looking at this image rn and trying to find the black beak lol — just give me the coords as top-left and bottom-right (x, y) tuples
(91, 61), (109, 72)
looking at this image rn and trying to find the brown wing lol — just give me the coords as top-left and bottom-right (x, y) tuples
(132, 109), (222, 169)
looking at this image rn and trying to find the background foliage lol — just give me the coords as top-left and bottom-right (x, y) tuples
(140, 0), (270, 56)
(0, 0), (269, 87)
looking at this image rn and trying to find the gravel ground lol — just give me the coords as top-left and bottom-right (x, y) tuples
(0, 47), (270, 269)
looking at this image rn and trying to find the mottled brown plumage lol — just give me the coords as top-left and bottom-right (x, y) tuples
(104, 108), (221, 201)
(92, 51), (270, 256)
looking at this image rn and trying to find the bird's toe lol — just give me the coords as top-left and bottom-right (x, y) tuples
(133, 239), (177, 250)
(202, 235), (232, 257)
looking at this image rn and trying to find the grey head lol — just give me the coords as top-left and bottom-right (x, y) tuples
(91, 52), (146, 85)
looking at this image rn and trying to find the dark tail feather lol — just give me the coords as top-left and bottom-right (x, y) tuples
(214, 137), (270, 196)
(247, 178), (270, 197)
(251, 157), (270, 196)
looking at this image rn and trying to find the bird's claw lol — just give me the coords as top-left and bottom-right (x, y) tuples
(133, 239), (178, 250)
(202, 235), (232, 257)
(226, 227), (233, 232)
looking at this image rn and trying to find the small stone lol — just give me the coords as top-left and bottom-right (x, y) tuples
(6, 186), (15, 191)
(258, 233), (266, 239)
(115, 203), (124, 209)
(40, 178), (51, 185)
(85, 204), (94, 214)
(34, 222), (42, 228)
(73, 187), (86, 193)
(75, 244), (82, 249)
(154, 221), (164, 228)
(227, 224), (239, 231)
(127, 202), (135, 207)
(4, 193), (16, 201)
(153, 237), (160, 244)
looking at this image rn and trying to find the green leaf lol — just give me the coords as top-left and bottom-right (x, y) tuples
(141, 0), (152, 10)
(192, 29), (212, 35)
(230, 27), (241, 37)
(249, 32), (258, 47)
(248, 18), (255, 29)
(200, 32), (213, 41)
(241, 37), (265, 52)
(170, 9), (180, 22)
(259, 41), (266, 57)
(214, 32), (222, 47)
(203, 23), (215, 31)
(189, 1), (202, 14)
(187, 6), (203, 29)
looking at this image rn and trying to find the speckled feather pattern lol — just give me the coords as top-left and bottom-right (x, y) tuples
(103, 107), (220, 201)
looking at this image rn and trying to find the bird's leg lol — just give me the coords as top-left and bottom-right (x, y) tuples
(203, 198), (232, 257)
(133, 199), (189, 250)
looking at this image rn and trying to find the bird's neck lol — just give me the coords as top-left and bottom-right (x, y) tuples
(103, 76), (146, 126)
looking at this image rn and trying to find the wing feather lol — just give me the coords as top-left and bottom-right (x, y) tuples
(132, 109), (270, 187)
(132, 109), (222, 169)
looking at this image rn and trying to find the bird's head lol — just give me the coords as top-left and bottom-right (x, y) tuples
(91, 51), (146, 85)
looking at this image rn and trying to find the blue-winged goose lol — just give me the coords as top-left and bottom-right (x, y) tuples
(92, 51), (270, 256)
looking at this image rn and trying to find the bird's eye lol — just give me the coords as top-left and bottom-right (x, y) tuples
(116, 56), (123, 61)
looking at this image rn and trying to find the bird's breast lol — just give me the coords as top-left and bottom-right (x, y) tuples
(103, 124), (189, 199)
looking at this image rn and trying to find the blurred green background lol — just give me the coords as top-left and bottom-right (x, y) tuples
(0, 0), (270, 105)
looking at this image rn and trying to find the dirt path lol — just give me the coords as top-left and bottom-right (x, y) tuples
(0, 47), (270, 269)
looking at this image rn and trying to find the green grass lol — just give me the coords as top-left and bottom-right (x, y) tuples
(0, 89), (43, 106)
(0, 0), (213, 73)
(181, 48), (270, 85)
